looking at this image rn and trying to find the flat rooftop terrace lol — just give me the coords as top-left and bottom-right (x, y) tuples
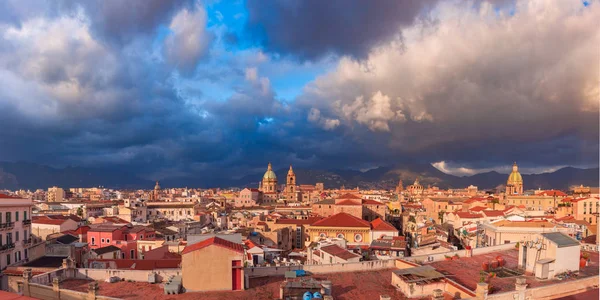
(59, 269), (414, 300)
(427, 249), (599, 295)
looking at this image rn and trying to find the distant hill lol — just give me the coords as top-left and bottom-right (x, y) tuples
(0, 161), (153, 190)
(0, 161), (597, 191)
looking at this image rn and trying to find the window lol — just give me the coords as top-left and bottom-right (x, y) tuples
(24, 211), (27, 220)
(336, 233), (345, 239)
(24, 249), (28, 259)
(6, 212), (11, 223)
(354, 234), (363, 242)
(101, 238), (105, 243)
(130, 250), (135, 259)
(15, 232), (19, 242)
(140, 235), (144, 239)
(7, 254), (10, 265)
(106, 239), (110, 244)
(15, 212), (19, 221)
(91, 237), (95, 245)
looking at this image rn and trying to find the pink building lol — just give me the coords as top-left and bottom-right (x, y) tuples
(87, 225), (156, 259)
(235, 188), (261, 207)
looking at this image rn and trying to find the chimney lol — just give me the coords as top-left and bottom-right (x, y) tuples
(432, 289), (444, 300)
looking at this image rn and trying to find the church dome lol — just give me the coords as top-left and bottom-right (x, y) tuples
(507, 162), (523, 183)
(263, 163), (277, 180)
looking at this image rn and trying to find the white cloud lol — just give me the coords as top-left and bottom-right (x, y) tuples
(164, 4), (213, 74)
(299, 0), (599, 153)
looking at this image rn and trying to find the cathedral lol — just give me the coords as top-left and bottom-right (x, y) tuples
(505, 162), (523, 195)
(259, 163), (278, 203)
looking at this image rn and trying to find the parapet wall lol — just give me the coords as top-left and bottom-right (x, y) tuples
(403, 243), (516, 264)
(74, 268), (182, 283)
(487, 276), (600, 300)
(245, 259), (396, 277)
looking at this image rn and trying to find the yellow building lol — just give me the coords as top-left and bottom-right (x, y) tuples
(308, 213), (372, 244)
(181, 237), (245, 292)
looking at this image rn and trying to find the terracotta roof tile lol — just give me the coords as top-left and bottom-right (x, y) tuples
(337, 193), (361, 199)
(182, 236), (244, 255)
(336, 200), (361, 206)
(370, 218), (397, 232)
(320, 244), (360, 260)
(311, 213), (371, 228)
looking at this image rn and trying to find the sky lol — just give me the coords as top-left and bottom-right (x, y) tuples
(0, 0), (598, 181)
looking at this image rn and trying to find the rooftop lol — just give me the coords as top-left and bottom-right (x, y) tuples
(59, 269), (410, 300)
(427, 249), (599, 294)
(23, 256), (67, 268)
(319, 244), (361, 260)
(182, 236), (244, 255)
(541, 232), (580, 248)
(311, 212), (371, 228)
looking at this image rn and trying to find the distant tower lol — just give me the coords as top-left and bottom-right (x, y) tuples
(395, 178), (404, 194)
(153, 181), (161, 200)
(506, 162), (523, 195)
(285, 165), (297, 201)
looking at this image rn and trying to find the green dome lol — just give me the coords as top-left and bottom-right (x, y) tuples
(263, 163), (277, 180)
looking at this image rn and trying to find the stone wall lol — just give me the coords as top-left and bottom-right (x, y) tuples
(487, 276), (600, 300)
(245, 258), (396, 278)
(75, 268), (181, 283)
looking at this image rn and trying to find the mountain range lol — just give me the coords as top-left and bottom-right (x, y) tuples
(0, 161), (597, 191)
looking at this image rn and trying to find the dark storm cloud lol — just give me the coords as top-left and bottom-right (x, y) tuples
(59, 0), (193, 44)
(0, 0), (598, 186)
(244, 0), (438, 60)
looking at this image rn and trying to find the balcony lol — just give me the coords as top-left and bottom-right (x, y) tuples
(0, 243), (15, 253)
(22, 219), (32, 225)
(22, 238), (32, 245)
(0, 222), (14, 231)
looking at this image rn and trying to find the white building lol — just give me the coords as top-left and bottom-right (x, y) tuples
(518, 232), (580, 279)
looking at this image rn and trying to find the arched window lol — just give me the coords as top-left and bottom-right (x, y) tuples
(336, 233), (345, 239)
(319, 233), (326, 238)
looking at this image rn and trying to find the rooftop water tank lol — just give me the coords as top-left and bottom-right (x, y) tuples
(303, 291), (313, 300)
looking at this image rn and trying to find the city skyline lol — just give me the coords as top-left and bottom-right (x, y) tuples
(0, 0), (598, 182)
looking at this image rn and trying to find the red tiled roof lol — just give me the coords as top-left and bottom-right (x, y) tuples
(32, 218), (67, 225)
(455, 212), (483, 219)
(336, 200), (361, 206)
(274, 217), (323, 225)
(538, 190), (567, 197)
(182, 237), (244, 255)
(320, 244), (360, 260)
(337, 193), (361, 199)
(311, 213), (370, 228)
(362, 199), (383, 205)
(482, 210), (505, 217)
(244, 239), (259, 249)
(469, 206), (488, 212)
(0, 194), (19, 199)
(370, 218), (397, 232)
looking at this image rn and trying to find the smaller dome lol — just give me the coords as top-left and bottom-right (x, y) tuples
(154, 181), (161, 190)
(263, 163), (277, 180)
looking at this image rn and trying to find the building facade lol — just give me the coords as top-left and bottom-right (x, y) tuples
(0, 194), (35, 270)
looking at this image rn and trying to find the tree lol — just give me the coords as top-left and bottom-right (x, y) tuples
(76, 207), (84, 217)
(438, 211), (446, 224)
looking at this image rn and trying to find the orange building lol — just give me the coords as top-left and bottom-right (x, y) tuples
(181, 237), (245, 292)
